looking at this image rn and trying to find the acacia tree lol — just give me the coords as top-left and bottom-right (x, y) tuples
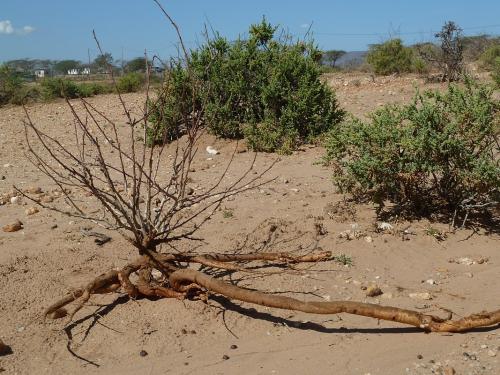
(18, 2), (500, 333)
(322, 50), (346, 68)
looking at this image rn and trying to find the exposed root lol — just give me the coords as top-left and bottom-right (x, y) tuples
(44, 250), (500, 333)
(169, 268), (500, 333)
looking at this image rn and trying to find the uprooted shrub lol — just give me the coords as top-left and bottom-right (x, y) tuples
(147, 18), (344, 153)
(16, 4), (500, 336)
(324, 79), (500, 220)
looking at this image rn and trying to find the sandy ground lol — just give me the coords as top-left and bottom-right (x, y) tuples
(0, 74), (499, 375)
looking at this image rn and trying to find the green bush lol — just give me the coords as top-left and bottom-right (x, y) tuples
(116, 72), (144, 93)
(0, 65), (25, 105)
(324, 79), (500, 217)
(493, 57), (500, 87)
(479, 44), (500, 70)
(40, 78), (113, 100)
(366, 39), (415, 75)
(147, 19), (344, 153)
(40, 78), (80, 100)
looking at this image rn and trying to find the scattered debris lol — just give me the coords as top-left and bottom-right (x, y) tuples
(80, 229), (112, 246)
(323, 200), (356, 222)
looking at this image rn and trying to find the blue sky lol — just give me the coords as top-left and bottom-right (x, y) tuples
(1, 0), (499, 63)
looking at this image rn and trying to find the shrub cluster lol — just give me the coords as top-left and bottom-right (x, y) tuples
(116, 72), (145, 93)
(366, 39), (426, 75)
(40, 78), (114, 100)
(324, 79), (500, 217)
(148, 19), (344, 153)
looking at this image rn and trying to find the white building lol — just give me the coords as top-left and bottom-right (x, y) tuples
(34, 69), (46, 78)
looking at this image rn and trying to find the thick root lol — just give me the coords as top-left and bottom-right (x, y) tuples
(169, 268), (500, 333)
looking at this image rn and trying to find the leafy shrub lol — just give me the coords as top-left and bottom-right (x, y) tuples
(40, 78), (113, 100)
(366, 39), (415, 75)
(40, 78), (80, 100)
(493, 57), (500, 87)
(116, 72), (144, 93)
(0, 65), (25, 105)
(324, 79), (500, 217)
(148, 19), (344, 153)
(480, 44), (500, 70)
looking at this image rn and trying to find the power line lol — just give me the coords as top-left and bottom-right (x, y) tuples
(314, 23), (500, 37)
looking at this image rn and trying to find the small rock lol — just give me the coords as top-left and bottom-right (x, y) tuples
(456, 257), (474, 266)
(206, 146), (220, 155)
(0, 340), (13, 356)
(222, 354), (230, 360)
(409, 292), (432, 300)
(480, 344), (488, 349)
(487, 349), (497, 357)
(425, 279), (436, 285)
(442, 366), (455, 375)
(464, 272), (474, 278)
(26, 207), (39, 216)
(3, 163), (13, 168)
(40, 195), (53, 203)
(186, 187), (194, 195)
(2, 220), (23, 232)
(230, 344), (238, 350)
(377, 222), (393, 231)
(10, 196), (19, 204)
(181, 328), (187, 335)
(366, 285), (383, 297)
(25, 187), (42, 194)
(364, 236), (373, 243)
(417, 354), (423, 359)
(50, 224), (58, 230)
(139, 350), (148, 357)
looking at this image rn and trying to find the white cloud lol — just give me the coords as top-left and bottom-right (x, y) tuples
(0, 20), (14, 34)
(0, 20), (35, 35)
(20, 25), (35, 35)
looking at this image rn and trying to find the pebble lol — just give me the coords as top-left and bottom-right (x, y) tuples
(40, 195), (53, 203)
(3, 163), (13, 168)
(230, 344), (238, 350)
(2, 220), (23, 232)
(425, 279), (436, 285)
(206, 146), (220, 155)
(417, 354), (423, 359)
(10, 196), (19, 204)
(0, 340), (12, 356)
(364, 236), (373, 243)
(487, 349), (497, 357)
(442, 367), (455, 375)
(139, 350), (148, 357)
(222, 354), (230, 360)
(26, 207), (39, 216)
(409, 292), (432, 300)
(366, 285), (383, 297)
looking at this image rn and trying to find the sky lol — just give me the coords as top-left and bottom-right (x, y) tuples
(1, 0), (500, 63)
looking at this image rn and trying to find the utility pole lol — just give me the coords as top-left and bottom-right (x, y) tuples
(87, 48), (91, 80)
(121, 46), (124, 76)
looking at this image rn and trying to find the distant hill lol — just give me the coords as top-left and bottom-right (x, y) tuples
(336, 51), (367, 68)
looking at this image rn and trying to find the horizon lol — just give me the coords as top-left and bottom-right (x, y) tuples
(1, 0), (500, 63)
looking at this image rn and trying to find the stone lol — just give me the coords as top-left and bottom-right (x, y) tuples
(366, 285), (383, 297)
(0, 340), (13, 356)
(2, 220), (23, 232)
(26, 207), (39, 216)
(206, 146), (220, 155)
(409, 292), (432, 300)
